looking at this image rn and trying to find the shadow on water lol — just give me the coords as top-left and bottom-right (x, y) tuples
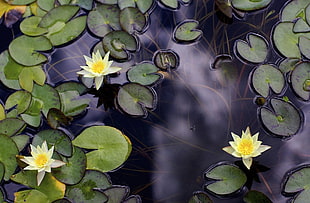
(1, 0), (310, 202)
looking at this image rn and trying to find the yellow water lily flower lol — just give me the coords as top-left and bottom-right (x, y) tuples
(21, 141), (66, 186)
(222, 127), (271, 170)
(77, 50), (122, 90)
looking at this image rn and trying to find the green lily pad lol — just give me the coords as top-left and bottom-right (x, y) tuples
(123, 195), (142, 203)
(159, 0), (179, 9)
(102, 30), (138, 60)
(14, 189), (50, 203)
(118, 0), (135, 10)
(127, 62), (162, 86)
(118, 0), (153, 13)
(20, 16), (48, 36)
(20, 97), (43, 127)
(103, 186), (130, 202)
(293, 18), (310, 33)
(32, 129), (73, 157)
(52, 146), (86, 185)
(30, 2), (48, 17)
(0, 104), (4, 121)
(0, 188), (4, 202)
(96, 0), (117, 4)
(11, 171), (66, 202)
(231, 0), (272, 11)
(8, 35), (52, 66)
(4, 0), (36, 5)
(11, 134), (29, 152)
(87, 4), (121, 38)
(204, 163), (247, 195)
(260, 98), (301, 137)
(5, 91), (31, 115)
(252, 64), (285, 97)
(0, 134), (19, 181)
(188, 191), (213, 203)
(37, 0), (55, 11)
(66, 170), (111, 203)
(31, 84), (61, 117)
(47, 108), (72, 129)
(0, 118), (25, 136)
(153, 49), (179, 70)
(0, 51), (21, 90)
(243, 190), (272, 203)
(120, 7), (146, 34)
(20, 113), (41, 128)
(281, 0), (309, 22)
(279, 58), (300, 74)
(291, 62), (310, 100)
(235, 33), (268, 64)
(72, 126), (132, 172)
(173, 20), (202, 43)
(0, 162), (4, 182)
(282, 165), (310, 203)
(117, 83), (157, 117)
(299, 36), (310, 59)
(18, 65), (46, 92)
(70, 0), (93, 10)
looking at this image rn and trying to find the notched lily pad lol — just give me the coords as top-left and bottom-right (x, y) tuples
(117, 83), (157, 117)
(5, 91), (32, 115)
(20, 16), (48, 36)
(204, 163), (247, 195)
(280, 0), (309, 22)
(103, 186), (130, 202)
(188, 191), (213, 203)
(235, 33), (268, 64)
(159, 0), (179, 10)
(251, 64), (285, 97)
(11, 134), (29, 152)
(173, 20), (202, 43)
(279, 58), (300, 74)
(260, 98), (301, 137)
(231, 0), (272, 11)
(120, 7), (147, 34)
(291, 62), (310, 100)
(282, 165), (310, 203)
(14, 189), (49, 203)
(153, 49), (179, 70)
(118, 0), (153, 13)
(18, 65), (46, 92)
(127, 62), (162, 86)
(47, 108), (73, 129)
(0, 51), (21, 90)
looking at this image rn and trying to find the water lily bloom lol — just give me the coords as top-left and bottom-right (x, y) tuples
(77, 50), (122, 90)
(21, 141), (66, 186)
(222, 127), (271, 170)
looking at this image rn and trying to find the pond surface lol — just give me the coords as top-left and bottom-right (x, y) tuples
(1, 0), (310, 202)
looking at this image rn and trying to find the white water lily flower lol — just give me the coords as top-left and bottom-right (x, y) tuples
(77, 50), (122, 90)
(222, 127), (271, 170)
(21, 141), (66, 186)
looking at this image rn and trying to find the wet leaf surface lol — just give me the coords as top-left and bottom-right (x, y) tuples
(291, 62), (310, 100)
(0, 118), (25, 136)
(153, 49), (179, 70)
(5, 91), (31, 115)
(127, 62), (162, 86)
(243, 190), (272, 203)
(0, 51), (21, 90)
(231, 0), (272, 11)
(188, 191), (213, 203)
(11, 134), (29, 152)
(0, 134), (18, 181)
(173, 20), (202, 43)
(120, 7), (146, 34)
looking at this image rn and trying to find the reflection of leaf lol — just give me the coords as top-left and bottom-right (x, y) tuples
(87, 84), (120, 110)
(188, 191), (213, 203)
(47, 108), (72, 129)
(173, 20), (202, 43)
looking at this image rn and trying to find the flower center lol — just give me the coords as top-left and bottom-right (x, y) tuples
(35, 154), (48, 168)
(237, 139), (254, 155)
(91, 61), (105, 74)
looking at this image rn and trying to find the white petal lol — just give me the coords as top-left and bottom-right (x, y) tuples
(37, 171), (45, 186)
(229, 141), (238, 150)
(21, 157), (35, 165)
(242, 157), (252, 169)
(103, 51), (110, 64)
(24, 165), (40, 170)
(83, 55), (93, 64)
(256, 145), (271, 154)
(95, 76), (104, 90)
(42, 141), (48, 152)
(232, 151), (242, 158)
(51, 160), (66, 168)
(222, 146), (234, 155)
(104, 66), (122, 75)
(231, 133), (241, 142)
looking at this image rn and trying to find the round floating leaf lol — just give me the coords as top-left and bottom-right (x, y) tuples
(281, 0), (309, 22)
(52, 147), (86, 185)
(18, 65), (46, 92)
(0, 134), (19, 181)
(0, 162), (5, 181)
(102, 30), (138, 60)
(0, 118), (25, 136)
(260, 98), (301, 137)
(72, 126), (132, 172)
(20, 16), (48, 36)
(252, 64), (285, 97)
(31, 84), (61, 117)
(231, 0), (271, 11)
(21, 113), (41, 127)
(11, 171), (66, 202)
(4, 0), (36, 5)
(5, 91), (32, 115)
(37, 0), (55, 11)
(243, 190), (272, 203)
(47, 108), (72, 129)
(14, 190), (49, 203)
(32, 129), (73, 157)
(235, 33), (268, 64)
(299, 36), (310, 59)
(96, 0), (117, 4)
(293, 18), (310, 33)
(103, 186), (129, 202)
(87, 4), (121, 37)
(159, 0), (179, 9)
(173, 20), (202, 43)
(8, 35), (52, 66)
(189, 191), (213, 203)
(11, 134), (29, 152)
(204, 163), (247, 195)
(120, 7), (146, 34)
(279, 58), (300, 74)
(136, 0), (153, 13)
(153, 49), (179, 70)
(66, 170), (111, 203)
(282, 165), (310, 203)
(0, 51), (20, 90)
(0, 104), (4, 121)
(291, 62), (310, 100)
(117, 83), (157, 117)
(127, 62), (162, 86)
(118, 0), (135, 10)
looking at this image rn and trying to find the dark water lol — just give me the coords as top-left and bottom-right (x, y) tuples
(1, 0), (310, 202)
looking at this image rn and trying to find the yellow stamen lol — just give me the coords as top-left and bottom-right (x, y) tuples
(35, 154), (48, 168)
(237, 139), (254, 155)
(91, 61), (105, 74)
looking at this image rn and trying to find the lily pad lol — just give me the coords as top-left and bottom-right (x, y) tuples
(0, 134), (19, 181)
(32, 129), (73, 157)
(279, 58), (300, 74)
(20, 16), (48, 36)
(117, 83), (157, 117)
(243, 190), (272, 203)
(299, 36), (310, 59)
(47, 108), (72, 129)
(18, 65), (46, 92)
(0, 51), (21, 90)
(11, 134), (29, 151)
(260, 98), (301, 137)
(11, 171), (66, 202)
(87, 4), (121, 38)
(291, 62), (310, 100)
(5, 91), (31, 115)
(0, 162), (4, 182)
(204, 163), (247, 195)
(14, 189), (50, 203)
(0, 118), (25, 136)
(120, 7), (146, 34)
(8, 35), (52, 66)
(282, 165), (310, 203)
(4, 0), (36, 5)
(235, 33), (268, 64)
(72, 126), (132, 172)
(153, 49), (179, 70)
(251, 64), (285, 97)
(66, 170), (111, 203)
(0, 104), (4, 120)
(188, 191), (213, 203)
(103, 186), (130, 202)
(159, 0), (179, 10)
(173, 20), (202, 43)
(102, 30), (138, 60)
(293, 18), (310, 33)
(281, 0), (309, 22)
(211, 54), (238, 86)
(20, 97), (43, 127)
(127, 62), (162, 86)
(118, 0), (153, 13)
(37, 0), (55, 11)
(215, 0), (233, 18)
(52, 146), (86, 185)
(123, 195), (142, 203)
(96, 0), (117, 4)
(231, 0), (272, 11)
